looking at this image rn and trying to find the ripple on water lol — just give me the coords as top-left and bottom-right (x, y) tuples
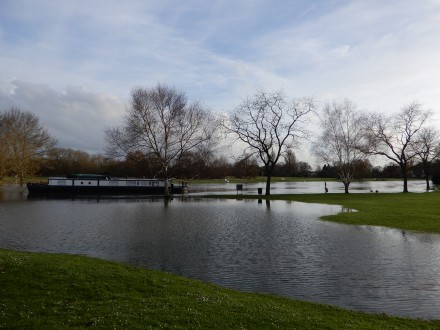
(0, 197), (440, 319)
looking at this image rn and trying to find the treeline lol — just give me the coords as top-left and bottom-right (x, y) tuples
(314, 161), (440, 182)
(37, 148), (266, 179)
(0, 104), (438, 183)
(2, 140), (439, 183)
(0, 108), (56, 184)
(2, 84), (440, 194)
(31, 147), (440, 182)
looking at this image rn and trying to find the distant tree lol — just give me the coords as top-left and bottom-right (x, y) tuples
(85, 153), (108, 174)
(0, 108), (56, 184)
(362, 103), (431, 192)
(106, 83), (219, 195)
(410, 161), (425, 179)
(210, 156), (232, 179)
(43, 148), (106, 176)
(44, 148), (72, 175)
(298, 161), (313, 177)
(381, 163), (402, 178)
(431, 160), (440, 185)
(224, 90), (315, 195)
(410, 127), (440, 190)
(316, 164), (338, 178)
(0, 118), (11, 181)
(176, 150), (213, 179)
(124, 151), (153, 177)
(281, 149), (299, 176)
(232, 154), (260, 179)
(314, 99), (367, 193)
(371, 166), (383, 179)
(353, 159), (373, 181)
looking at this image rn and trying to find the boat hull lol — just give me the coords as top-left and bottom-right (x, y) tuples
(27, 183), (187, 196)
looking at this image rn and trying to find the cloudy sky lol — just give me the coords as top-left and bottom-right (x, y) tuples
(1, 0), (440, 159)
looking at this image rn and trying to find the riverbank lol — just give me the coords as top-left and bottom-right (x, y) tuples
(1, 249), (439, 329)
(216, 192), (440, 233)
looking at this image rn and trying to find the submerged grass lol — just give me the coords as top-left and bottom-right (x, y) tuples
(221, 191), (440, 233)
(1, 249), (439, 329)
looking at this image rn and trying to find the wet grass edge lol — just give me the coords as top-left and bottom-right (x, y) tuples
(1, 249), (439, 329)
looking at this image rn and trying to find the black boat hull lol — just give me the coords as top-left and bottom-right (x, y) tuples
(27, 183), (187, 196)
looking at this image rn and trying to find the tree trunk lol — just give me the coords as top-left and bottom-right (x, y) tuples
(424, 162), (431, 191)
(164, 179), (171, 197)
(425, 176), (431, 191)
(402, 166), (409, 193)
(265, 174), (271, 196)
(164, 166), (171, 197)
(344, 182), (349, 194)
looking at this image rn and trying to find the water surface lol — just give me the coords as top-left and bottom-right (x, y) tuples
(1, 184), (439, 319)
(190, 179), (429, 195)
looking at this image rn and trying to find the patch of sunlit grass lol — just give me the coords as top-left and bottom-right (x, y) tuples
(222, 191), (440, 233)
(1, 249), (439, 329)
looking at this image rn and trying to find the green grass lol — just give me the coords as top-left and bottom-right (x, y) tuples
(1, 249), (439, 329)
(217, 192), (440, 233)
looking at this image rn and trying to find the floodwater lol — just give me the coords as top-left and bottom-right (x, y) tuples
(189, 179), (430, 195)
(0, 182), (439, 319)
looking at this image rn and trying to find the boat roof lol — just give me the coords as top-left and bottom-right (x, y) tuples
(49, 174), (167, 181)
(66, 174), (110, 180)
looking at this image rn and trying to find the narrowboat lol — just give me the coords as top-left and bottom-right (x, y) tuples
(27, 174), (187, 196)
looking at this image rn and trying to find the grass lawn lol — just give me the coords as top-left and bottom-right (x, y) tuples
(1, 249), (439, 329)
(218, 192), (440, 233)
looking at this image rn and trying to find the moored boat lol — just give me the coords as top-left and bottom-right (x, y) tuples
(27, 174), (187, 196)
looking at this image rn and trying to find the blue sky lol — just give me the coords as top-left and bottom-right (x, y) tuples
(1, 0), (440, 161)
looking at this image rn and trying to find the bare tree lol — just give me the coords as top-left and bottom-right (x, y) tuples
(0, 107), (57, 184)
(353, 159), (373, 181)
(105, 83), (219, 194)
(411, 127), (440, 190)
(0, 117), (11, 181)
(314, 99), (367, 193)
(281, 149), (299, 176)
(297, 161), (312, 177)
(43, 148), (106, 176)
(363, 103), (431, 192)
(225, 90), (315, 195)
(231, 153), (260, 179)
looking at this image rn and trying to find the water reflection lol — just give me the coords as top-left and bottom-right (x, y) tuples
(0, 184), (28, 202)
(189, 180), (431, 195)
(0, 192), (440, 319)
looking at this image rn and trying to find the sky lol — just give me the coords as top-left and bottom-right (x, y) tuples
(1, 0), (440, 164)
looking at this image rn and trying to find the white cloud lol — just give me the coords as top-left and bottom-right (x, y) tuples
(1, 0), (440, 164)
(242, 1), (440, 112)
(0, 80), (125, 154)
